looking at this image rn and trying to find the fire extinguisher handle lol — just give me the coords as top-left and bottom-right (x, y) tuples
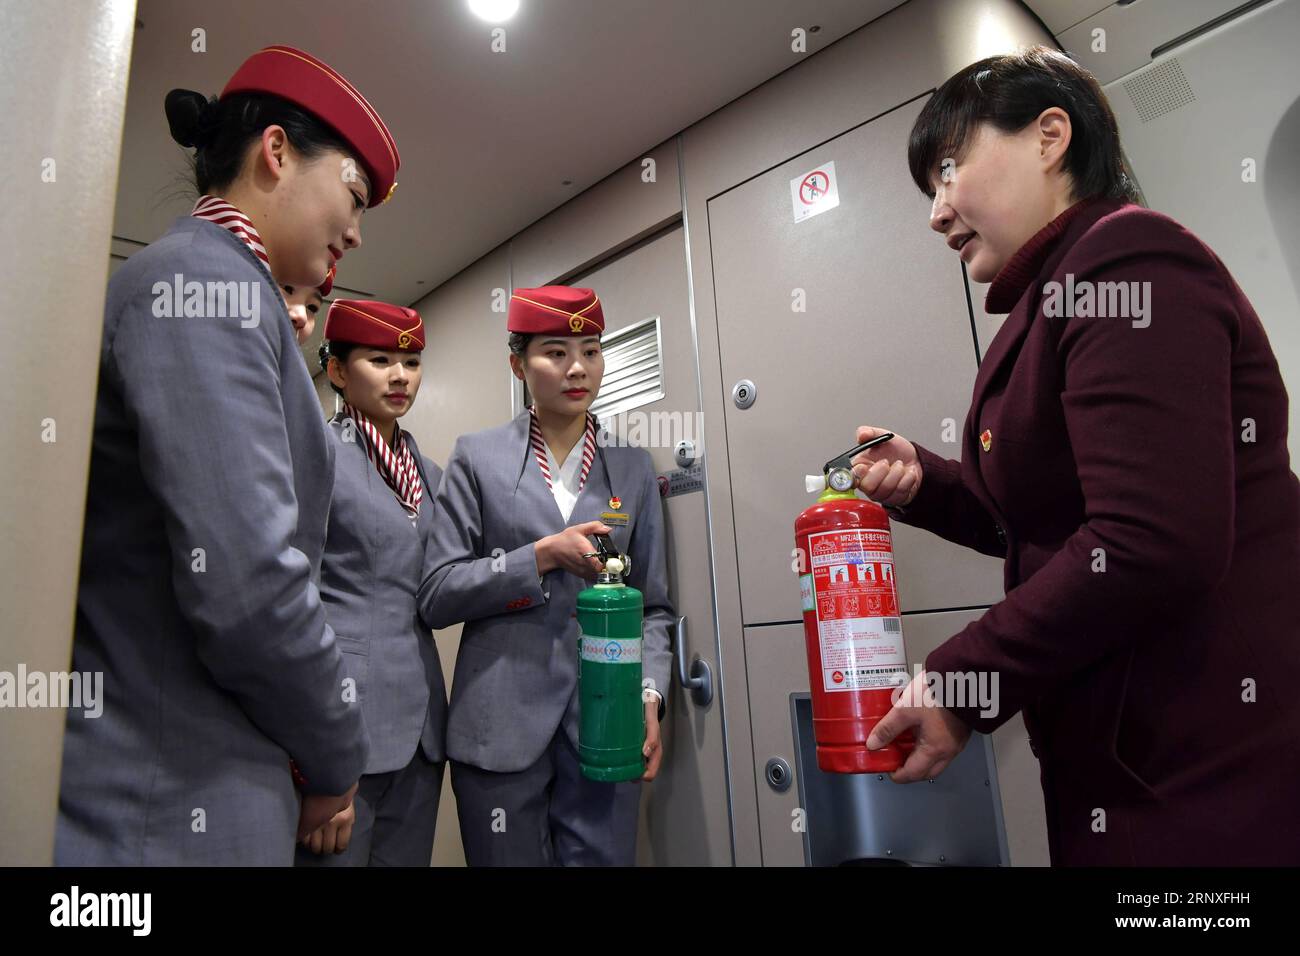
(674, 616), (714, 708)
(824, 432), (895, 474)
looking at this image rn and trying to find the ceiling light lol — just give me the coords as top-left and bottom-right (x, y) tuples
(468, 0), (520, 23)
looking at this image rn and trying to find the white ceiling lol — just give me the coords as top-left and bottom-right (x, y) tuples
(1024, 0), (1111, 34)
(113, 0), (905, 304)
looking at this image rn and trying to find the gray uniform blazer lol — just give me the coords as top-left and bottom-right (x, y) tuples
(56, 216), (367, 866)
(418, 410), (673, 773)
(320, 414), (447, 773)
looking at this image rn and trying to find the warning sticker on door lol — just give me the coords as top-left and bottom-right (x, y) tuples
(808, 528), (906, 692)
(790, 160), (840, 223)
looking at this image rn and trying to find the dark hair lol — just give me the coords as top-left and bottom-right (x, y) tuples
(318, 340), (363, 397)
(907, 46), (1138, 203)
(508, 331), (603, 355)
(164, 89), (354, 197)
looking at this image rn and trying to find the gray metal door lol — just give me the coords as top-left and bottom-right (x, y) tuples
(572, 224), (732, 865)
(706, 96), (1004, 626)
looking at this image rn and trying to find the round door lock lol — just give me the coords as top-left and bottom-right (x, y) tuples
(732, 379), (757, 409)
(765, 756), (793, 792)
(674, 439), (696, 468)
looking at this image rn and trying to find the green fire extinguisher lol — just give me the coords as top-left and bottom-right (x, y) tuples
(576, 533), (646, 783)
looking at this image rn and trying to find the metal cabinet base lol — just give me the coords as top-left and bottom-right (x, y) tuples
(790, 694), (1009, 867)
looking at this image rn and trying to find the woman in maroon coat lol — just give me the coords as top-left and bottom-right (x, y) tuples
(854, 47), (1300, 865)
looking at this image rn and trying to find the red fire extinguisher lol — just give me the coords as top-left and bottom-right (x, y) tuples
(794, 434), (915, 773)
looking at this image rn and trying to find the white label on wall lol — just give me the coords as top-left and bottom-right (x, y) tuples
(790, 160), (840, 223)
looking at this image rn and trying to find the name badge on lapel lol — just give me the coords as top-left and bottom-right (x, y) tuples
(601, 496), (629, 526)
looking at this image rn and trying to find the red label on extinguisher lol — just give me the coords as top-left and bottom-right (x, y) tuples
(808, 528), (907, 693)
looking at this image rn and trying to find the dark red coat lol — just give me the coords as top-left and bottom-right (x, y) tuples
(894, 198), (1300, 865)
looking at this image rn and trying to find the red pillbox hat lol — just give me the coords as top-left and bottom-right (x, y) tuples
(323, 299), (424, 351)
(222, 45), (400, 207)
(507, 286), (604, 336)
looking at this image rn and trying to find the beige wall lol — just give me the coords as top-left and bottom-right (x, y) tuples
(0, 1), (137, 864)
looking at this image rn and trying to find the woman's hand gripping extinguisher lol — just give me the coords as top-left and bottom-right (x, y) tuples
(794, 435), (915, 773)
(576, 533), (647, 782)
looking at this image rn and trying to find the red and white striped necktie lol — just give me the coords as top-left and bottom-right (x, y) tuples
(343, 403), (423, 518)
(529, 406), (596, 494)
(190, 195), (271, 269)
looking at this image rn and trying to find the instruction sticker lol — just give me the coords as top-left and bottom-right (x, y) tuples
(658, 464), (704, 499)
(808, 528), (906, 692)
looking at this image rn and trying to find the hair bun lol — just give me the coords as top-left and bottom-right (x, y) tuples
(164, 89), (219, 148)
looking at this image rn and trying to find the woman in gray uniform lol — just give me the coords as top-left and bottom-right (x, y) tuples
(56, 45), (402, 866)
(419, 285), (674, 867)
(297, 299), (448, 866)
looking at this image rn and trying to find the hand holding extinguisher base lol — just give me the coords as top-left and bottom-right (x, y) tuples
(867, 672), (973, 785)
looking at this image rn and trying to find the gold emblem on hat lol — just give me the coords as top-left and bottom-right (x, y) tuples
(383, 181), (398, 204)
(568, 315), (585, 333)
(398, 331), (413, 348)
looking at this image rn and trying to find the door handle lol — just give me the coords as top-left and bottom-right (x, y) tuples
(675, 616), (713, 707)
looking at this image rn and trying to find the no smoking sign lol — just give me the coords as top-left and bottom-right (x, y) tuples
(790, 160), (840, 223)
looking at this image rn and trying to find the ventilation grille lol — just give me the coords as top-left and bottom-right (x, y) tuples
(1124, 58), (1196, 123)
(589, 315), (665, 421)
